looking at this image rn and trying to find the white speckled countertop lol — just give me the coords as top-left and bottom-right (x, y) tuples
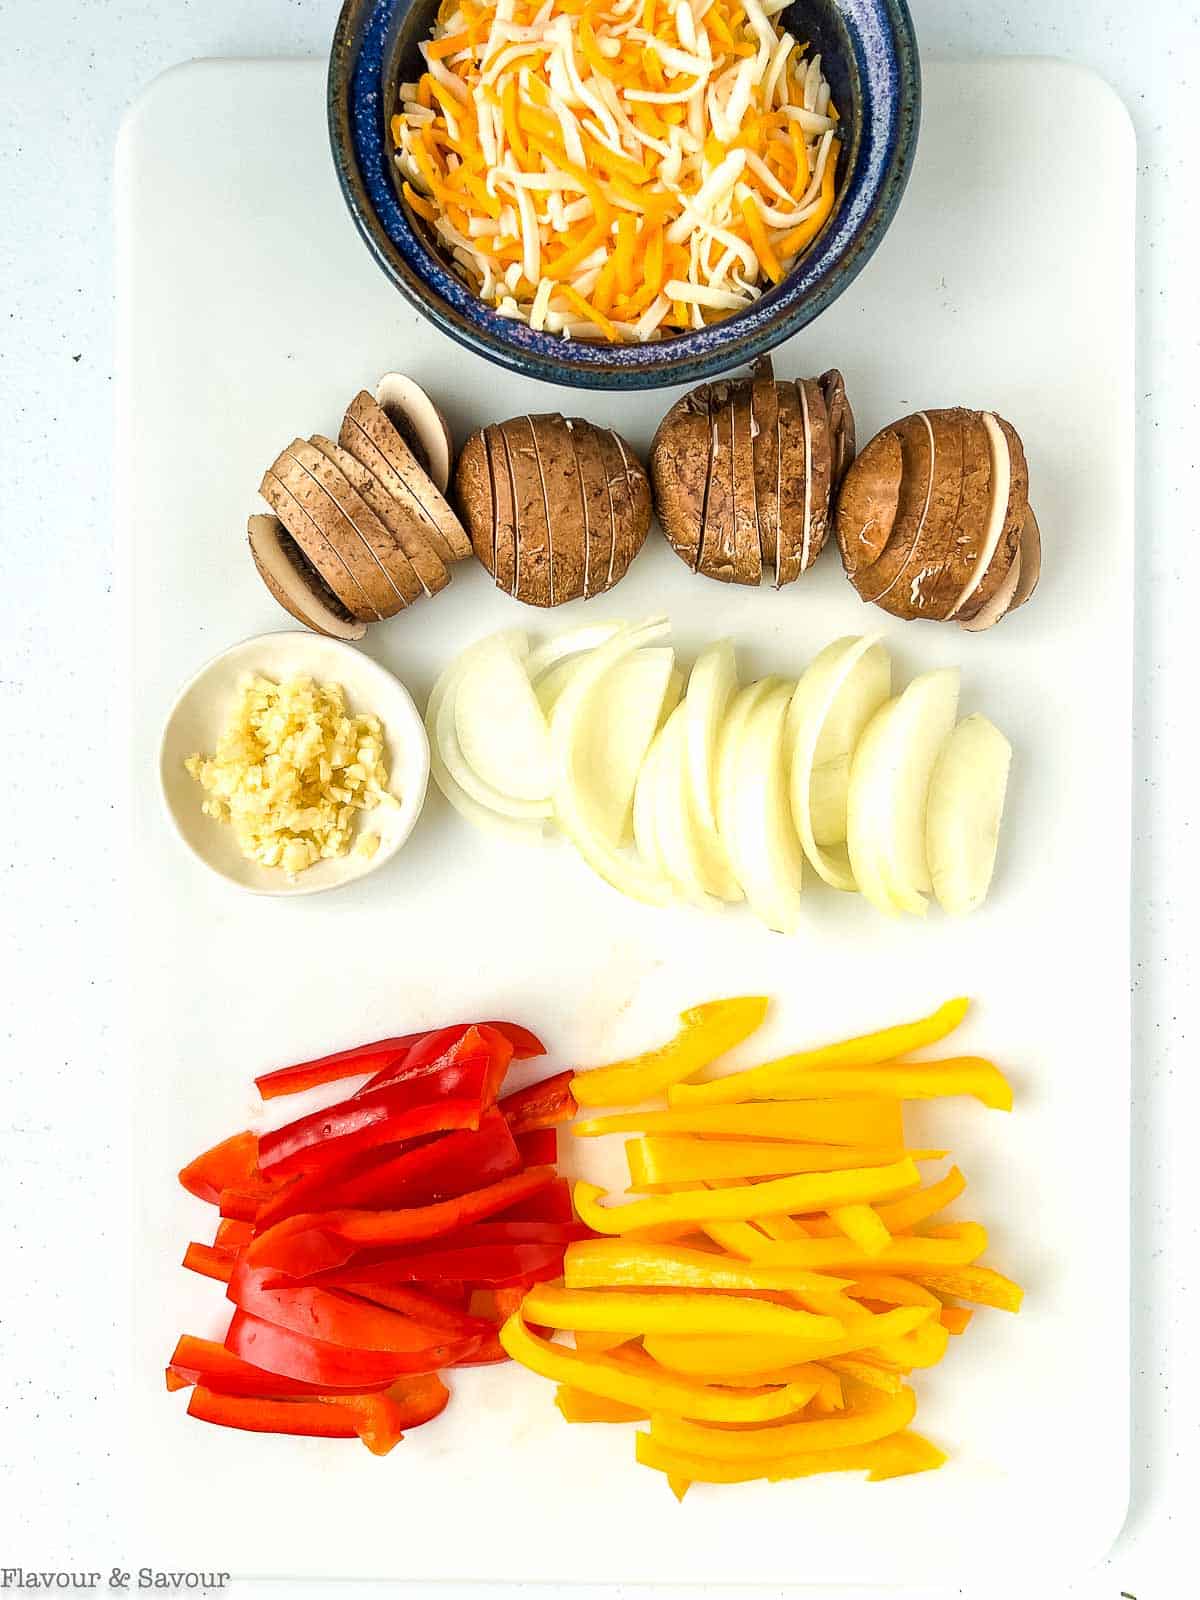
(1, 3), (1195, 1597)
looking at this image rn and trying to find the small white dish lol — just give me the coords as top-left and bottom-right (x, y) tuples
(159, 631), (430, 896)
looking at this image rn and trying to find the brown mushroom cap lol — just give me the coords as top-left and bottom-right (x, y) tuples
(247, 514), (367, 640)
(266, 451), (403, 620)
(503, 416), (552, 607)
(836, 406), (1036, 628)
(310, 434), (445, 598)
(531, 415), (585, 604)
(572, 419), (615, 599)
(652, 372), (848, 588)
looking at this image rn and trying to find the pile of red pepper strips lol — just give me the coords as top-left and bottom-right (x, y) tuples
(168, 1020), (581, 1453)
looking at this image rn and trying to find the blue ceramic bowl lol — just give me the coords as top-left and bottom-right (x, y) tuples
(329, 0), (920, 390)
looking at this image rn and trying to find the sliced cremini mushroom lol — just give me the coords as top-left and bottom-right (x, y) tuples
(960, 546), (1022, 632)
(266, 454), (402, 619)
(835, 426), (903, 581)
(342, 391), (470, 561)
(504, 415), (552, 607)
(258, 469), (380, 622)
(749, 378), (781, 579)
(1011, 505), (1042, 611)
(602, 427), (650, 590)
(283, 439), (421, 609)
(309, 434), (445, 598)
(452, 428), (495, 580)
(531, 415), (582, 605)
(247, 514), (367, 640)
(699, 385), (737, 582)
(649, 384), (715, 572)
(951, 416), (1028, 623)
(486, 425), (519, 597)
(774, 381), (810, 587)
(572, 419), (614, 599)
(729, 383), (762, 586)
(374, 372), (454, 494)
(799, 377), (833, 572)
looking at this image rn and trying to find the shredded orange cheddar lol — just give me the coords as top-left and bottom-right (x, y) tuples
(392, 1), (839, 341)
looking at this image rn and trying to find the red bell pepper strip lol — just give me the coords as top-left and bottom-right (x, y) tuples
(255, 1031), (430, 1101)
(499, 1069), (577, 1135)
(227, 1260), (457, 1354)
(254, 1020), (544, 1102)
(225, 1310), (471, 1385)
(450, 1331), (509, 1365)
(342, 1285), (499, 1340)
(496, 1176), (576, 1224)
(258, 1035), (508, 1178)
(182, 1242), (236, 1283)
(185, 1385), (423, 1453)
(356, 1023), (517, 1097)
(178, 1131), (258, 1205)
(214, 1218), (255, 1249)
(248, 1167), (556, 1279)
(166, 1334), (391, 1398)
(310, 1243), (568, 1292)
(469, 1286), (528, 1322)
(514, 1127), (557, 1166)
(253, 1110), (521, 1228)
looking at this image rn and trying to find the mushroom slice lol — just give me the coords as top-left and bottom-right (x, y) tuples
(451, 429), (496, 582)
(342, 391), (470, 561)
(820, 368), (856, 486)
(603, 428), (650, 589)
(311, 434), (438, 599)
(267, 451), (401, 619)
(952, 416), (1028, 623)
(258, 469), (379, 622)
(1010, 505), (1042, 612)
(650, 384), (714, 572)
(882, 408), (967, 620)
(375, 372), (454, 495)
(503, 416), (552, 607)
(285, 439), (421, 608)
(531, 415), (581, 606)
(729, 384), (762, 585)
(573, 420), (613, 599)
(247, 514), (367, 640)
(699, 384), (737, 582)
(798, 377), (833, 571)
(750, 378), (781, 577)
(959, 548), (1021, 632)
(774, 381), (809, 587)
(855, 412), (936, 605)
(835, 426), (902, 581)
(337, 411), (456, 579)
(486, 424), (519, 598)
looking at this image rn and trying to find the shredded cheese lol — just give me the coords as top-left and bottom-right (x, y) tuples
(392, 0), (838, 341)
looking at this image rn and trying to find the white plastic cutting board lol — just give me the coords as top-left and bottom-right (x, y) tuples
(117, 57), (1133, 1587)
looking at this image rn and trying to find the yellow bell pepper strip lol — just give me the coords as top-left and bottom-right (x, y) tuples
(828, 1204), (892, 1258)
(554, 1386), (647, 1423)
(635, 1428), (946, 1485)
(907, 1264), (1025, 1312)
(845, 1275), (940, 1310)
(521, 1285), (843, 1341)
(939, 1305), (974, 1334)
(572, 1098), (905, 1147)
(705, 1221), (989, 1274)
(611, 1344), (827, 1400)
(498, 1313), (820, 1422)
(573, 1329), (633, 1353)
(670, 1058), (1011, 1111)
(649, 1384), (917, 1459)
(572, 1159), (920, 1236)
(801, 1165), (967, 1237)
(571, 996), (769, 1107)
(626, 1136), (913, 1188)
(643, 1306), (934, 1377)
(666, 998), (970, 1105)
(822, 1356), (907, 1394)
(562, 1238), (853, 1297)
(873, 1319), (951, 1369)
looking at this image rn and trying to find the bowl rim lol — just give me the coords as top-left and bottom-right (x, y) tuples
(328, 0), (921, 390)
(158, 629), (431, 898)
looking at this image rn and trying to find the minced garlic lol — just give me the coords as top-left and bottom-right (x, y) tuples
(186, 674), (396, 879)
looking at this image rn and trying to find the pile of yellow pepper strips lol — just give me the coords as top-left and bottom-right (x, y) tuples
(498, 995), (1022, 1497)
